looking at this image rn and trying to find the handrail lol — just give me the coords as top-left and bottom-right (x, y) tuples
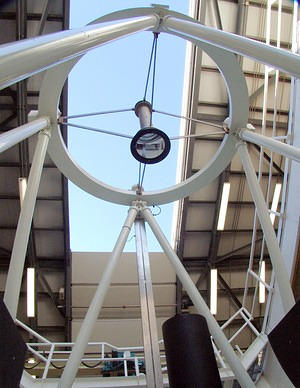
(16, 319), (236, 381)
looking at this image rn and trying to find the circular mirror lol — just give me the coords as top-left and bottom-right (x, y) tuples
(130, 127), (171, 164)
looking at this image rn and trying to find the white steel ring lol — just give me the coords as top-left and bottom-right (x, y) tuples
(38, 8), (249, 206)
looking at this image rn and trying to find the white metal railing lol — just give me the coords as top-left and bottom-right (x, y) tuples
(17, 319), (161, 380)
(17, 319), (235, 381)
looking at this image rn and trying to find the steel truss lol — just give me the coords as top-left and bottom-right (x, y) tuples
(0, 5), (298, 388)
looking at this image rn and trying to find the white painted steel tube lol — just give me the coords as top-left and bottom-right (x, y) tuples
(237, 142), (295, 312)
(240, 129), (300, 163)
(0, 15), (159, 90)
(163, 17), (300, 78)
(142, 207), (255, 388)
(0, 117), (49, 154)
(4, 129), (50, 318)
(58, 206), (138, 388)
(135, 101), (152, 128)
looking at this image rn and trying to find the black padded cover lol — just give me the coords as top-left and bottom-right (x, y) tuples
(162, 314), (222, 388)
(0, 298), (27, 388)
(268, 299), (300, 387)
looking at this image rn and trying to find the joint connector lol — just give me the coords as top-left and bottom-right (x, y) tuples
(40, 126), (52, 139)
(131, 200), (147, 212)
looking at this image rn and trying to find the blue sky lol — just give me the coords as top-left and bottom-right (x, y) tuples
(68, 1), (189, 251)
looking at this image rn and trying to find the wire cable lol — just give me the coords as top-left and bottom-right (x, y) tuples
(61, 122), (133, 139)
(140, 164), (146, 188)
(170, 131), (225, 140)
(60, 107), (134, 121)
(138, 163), (142, 187)
(152, 205), (161, 216)
(143, 34), (157, 101)
(81, 360), (103, 368)
(127, 233), (136, 243)
(50, 362), (65, 369)
(150, 33), (159, 125)
(24, 361), (41, 370)
(152, 109), (224, 129)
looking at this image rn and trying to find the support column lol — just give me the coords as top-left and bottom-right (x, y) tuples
(237, 141), (295, 313)
(163, 16), (300, 78)
(142, 207), (255, 388)
(0, 117), (50, 154)
(0, 15), (159, 89)
(135, 218), (163, 387)
(4, 128), (51, 318)
(59, 205), (138, 388)
(239, 128), (300, 164)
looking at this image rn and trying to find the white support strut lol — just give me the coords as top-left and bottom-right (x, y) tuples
(163, 16), (300, 78)
(4, 128), (51, 318)
(237, 141), (295, 313)
(0, 117), (50, 155)
(239, 129), (300, 164)
(58, 205), (138, 388)
(0, 15), (159, 90)
(142, 207), (255, 388)
(134, 219), (163, 387)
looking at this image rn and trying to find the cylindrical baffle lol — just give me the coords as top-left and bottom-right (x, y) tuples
(134, 100), (152, 128)
(162, 314), (222, 388)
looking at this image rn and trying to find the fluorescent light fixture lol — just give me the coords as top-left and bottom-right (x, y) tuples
(217, 182), (230, 230)
(27, 267), (35, 317)
(18, 177), (27, 207)
(259, 261), (265, 304)
(210, 268), (218, 315)
(270, 183), (281, 225)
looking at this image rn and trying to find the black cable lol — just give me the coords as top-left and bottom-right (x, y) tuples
(152, 205), (162, 216)
(127, 233), (136, 243)
(138, 162), (142, 187)
(150, 33), (159, 125)
(24, 361), (41, 370)
(143, 34), (157, 101)
(50, 362), (65, 369)
(81, 360), (103, 368)
(137, 33), (159, 188)
(140, 164), (146, 188)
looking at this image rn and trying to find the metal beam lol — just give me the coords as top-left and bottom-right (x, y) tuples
(184, 228), (264, 234)
(0, 14), (159, 89)
(4, 129), (51, 318)
(57, 4), (71, 331)
(216, 237), (263, 263)
(249, 72), (276, 105)
(192, 168), (282, 177)
(36, 267), (65, 317)
(0, 12), (64, 22)
(0, 226), (64, 231)
(0, 256), (65, 269)
(217, 272), (261, 332)
(217, 272), (243, 309)
(183, 255), (270, 270)
(36, 0), (50, 36)
(212, 0), (223, 30)
(0, 112), (17, 128)
(0, 195), (62, 200)
(252, 143), (284, 175)
(164, 16), (300, 76)
(134, 219), (163, 387)
(175, 0), (208, 314)
(195, 266), (209, 289)
(197, 113), (288, 130)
